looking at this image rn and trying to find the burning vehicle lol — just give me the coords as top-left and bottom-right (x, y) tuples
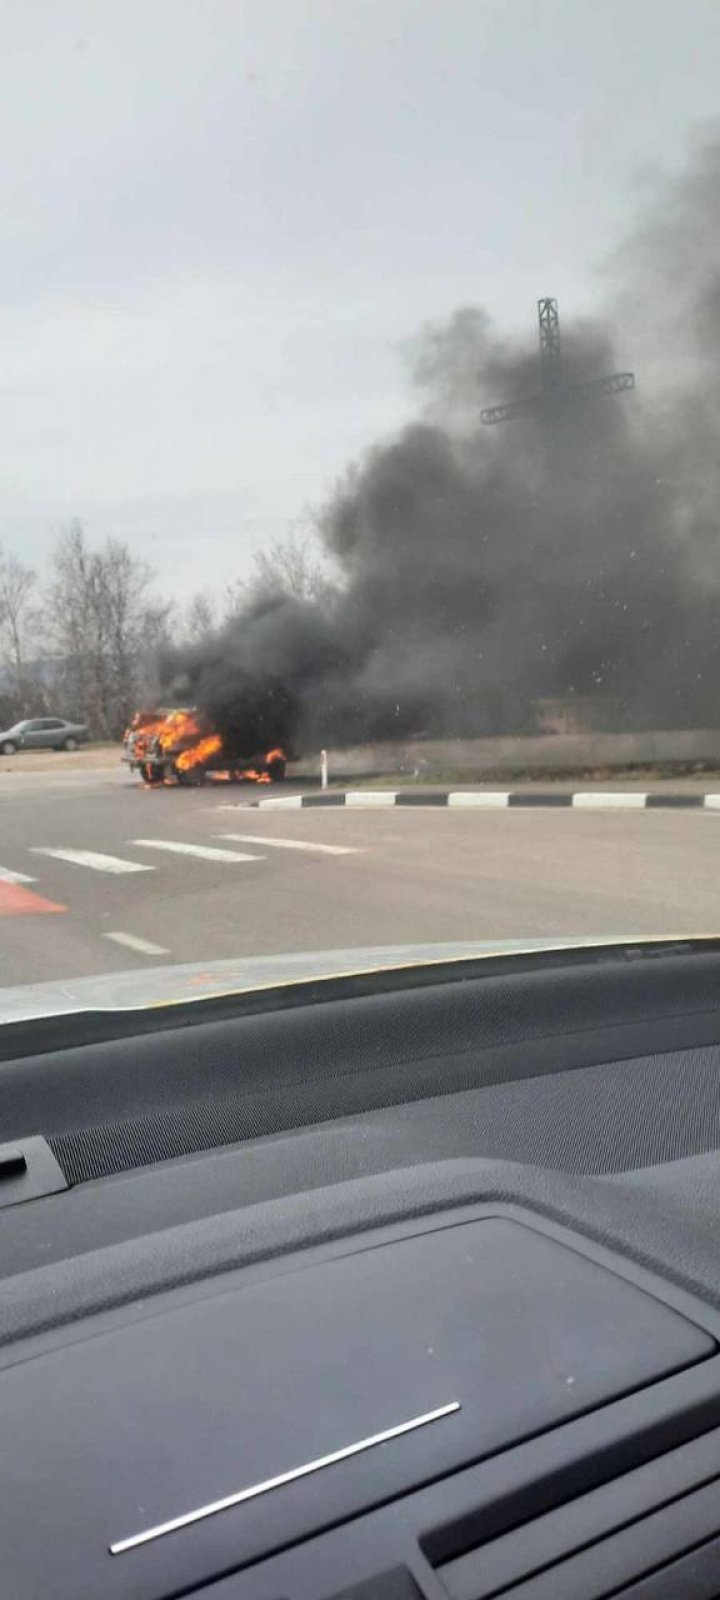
(127, 707), (287, 787)
(122, 708), (184, 771)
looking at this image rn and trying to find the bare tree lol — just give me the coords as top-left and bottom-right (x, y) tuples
(0, 547), (43, 715)
(253, 535), (322, 599)
(225, 534), (330, 619)
(133, 599), (176, 706)
(0, 550), (35, 673)
(48, 522), (159, 738)
(223, 576), (246, 620)
(184, 591), (217, 642)
(96, 538), (156, 728)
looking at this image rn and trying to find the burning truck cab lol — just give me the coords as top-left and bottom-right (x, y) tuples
(124, 708), (286, 787)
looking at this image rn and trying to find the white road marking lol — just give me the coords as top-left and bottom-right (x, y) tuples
(447, 792), (510, 808)
(131, 839), (264, 862)
(345, 791), (397, 808)
(103, 932), (170, 957)
(0, 865), (37, 883)
(30, 847), (153, 874)
(703, 795), (720, 809)
(218, 833), (360, 856)
(571, 792), (648, 809)
(216, 798), (305, 809)
(255, 796), (303, 809)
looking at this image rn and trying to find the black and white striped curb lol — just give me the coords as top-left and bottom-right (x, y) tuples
(247, 790), (720, 810)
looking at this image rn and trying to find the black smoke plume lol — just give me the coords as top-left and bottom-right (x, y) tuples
(161, 134), (720, 750)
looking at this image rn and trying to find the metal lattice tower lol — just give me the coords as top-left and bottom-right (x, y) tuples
(481, 298), (634, 425)
(538, 296), (562, 394)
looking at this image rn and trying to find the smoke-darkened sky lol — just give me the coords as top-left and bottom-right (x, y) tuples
(2, 0), (720, 598)
(161, 129), (720, 743)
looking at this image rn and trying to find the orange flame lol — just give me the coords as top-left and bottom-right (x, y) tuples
(157, 710), (202, 752)
(176, 733), (223, 771)
(125, 710), (168, 761)
(232, 767), (270, 783)
(130, 708), (286, 783)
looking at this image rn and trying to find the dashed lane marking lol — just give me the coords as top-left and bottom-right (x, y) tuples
(30, 847), (154, 874)
(0, 865), (37, 883)
(0, 882), (66, 916)
(103, 932), (171, 957)
(218, 833), (360, 856)
(131, 839), (265, 863)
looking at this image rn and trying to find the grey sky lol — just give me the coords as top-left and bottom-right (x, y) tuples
(1, 0), (719, 602)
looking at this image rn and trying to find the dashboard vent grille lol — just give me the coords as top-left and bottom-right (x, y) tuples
(427, 1453), (720, 1599)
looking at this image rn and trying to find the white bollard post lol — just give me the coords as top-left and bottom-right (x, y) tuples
(320, 749), (328, 790)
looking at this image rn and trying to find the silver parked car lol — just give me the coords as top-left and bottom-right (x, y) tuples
(0, 717), (90, 755)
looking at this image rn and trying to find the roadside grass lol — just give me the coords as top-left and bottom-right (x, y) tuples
(292, 762), (720, 791)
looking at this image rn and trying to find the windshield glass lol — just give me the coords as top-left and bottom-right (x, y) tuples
(1, 0), (720, 1004)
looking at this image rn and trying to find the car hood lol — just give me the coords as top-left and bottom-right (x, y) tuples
(0, 936), (702, 1023)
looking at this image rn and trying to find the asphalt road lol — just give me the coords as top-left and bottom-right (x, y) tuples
(0, 763), (719, 986)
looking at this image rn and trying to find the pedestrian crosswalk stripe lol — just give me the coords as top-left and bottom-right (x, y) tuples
(30, 848), (154, 874)
(103, 932), (170, 956)
(218, 833), (360, 856)
(131, 839), (264, 863)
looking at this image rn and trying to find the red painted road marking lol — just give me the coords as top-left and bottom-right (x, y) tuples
(0, 882), (66, 916)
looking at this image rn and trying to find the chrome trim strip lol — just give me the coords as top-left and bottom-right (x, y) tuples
(110, 1399), (461, 1554)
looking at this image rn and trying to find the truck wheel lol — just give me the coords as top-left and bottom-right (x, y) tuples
(267, 756), (286, 783)
(176, 766), (206, 787)
(140, 762), (163, 785)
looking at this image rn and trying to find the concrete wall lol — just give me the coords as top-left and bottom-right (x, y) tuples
(292, 728), (720, 780)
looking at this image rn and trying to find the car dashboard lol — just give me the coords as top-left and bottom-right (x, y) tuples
(2, 942), (720, 1598)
